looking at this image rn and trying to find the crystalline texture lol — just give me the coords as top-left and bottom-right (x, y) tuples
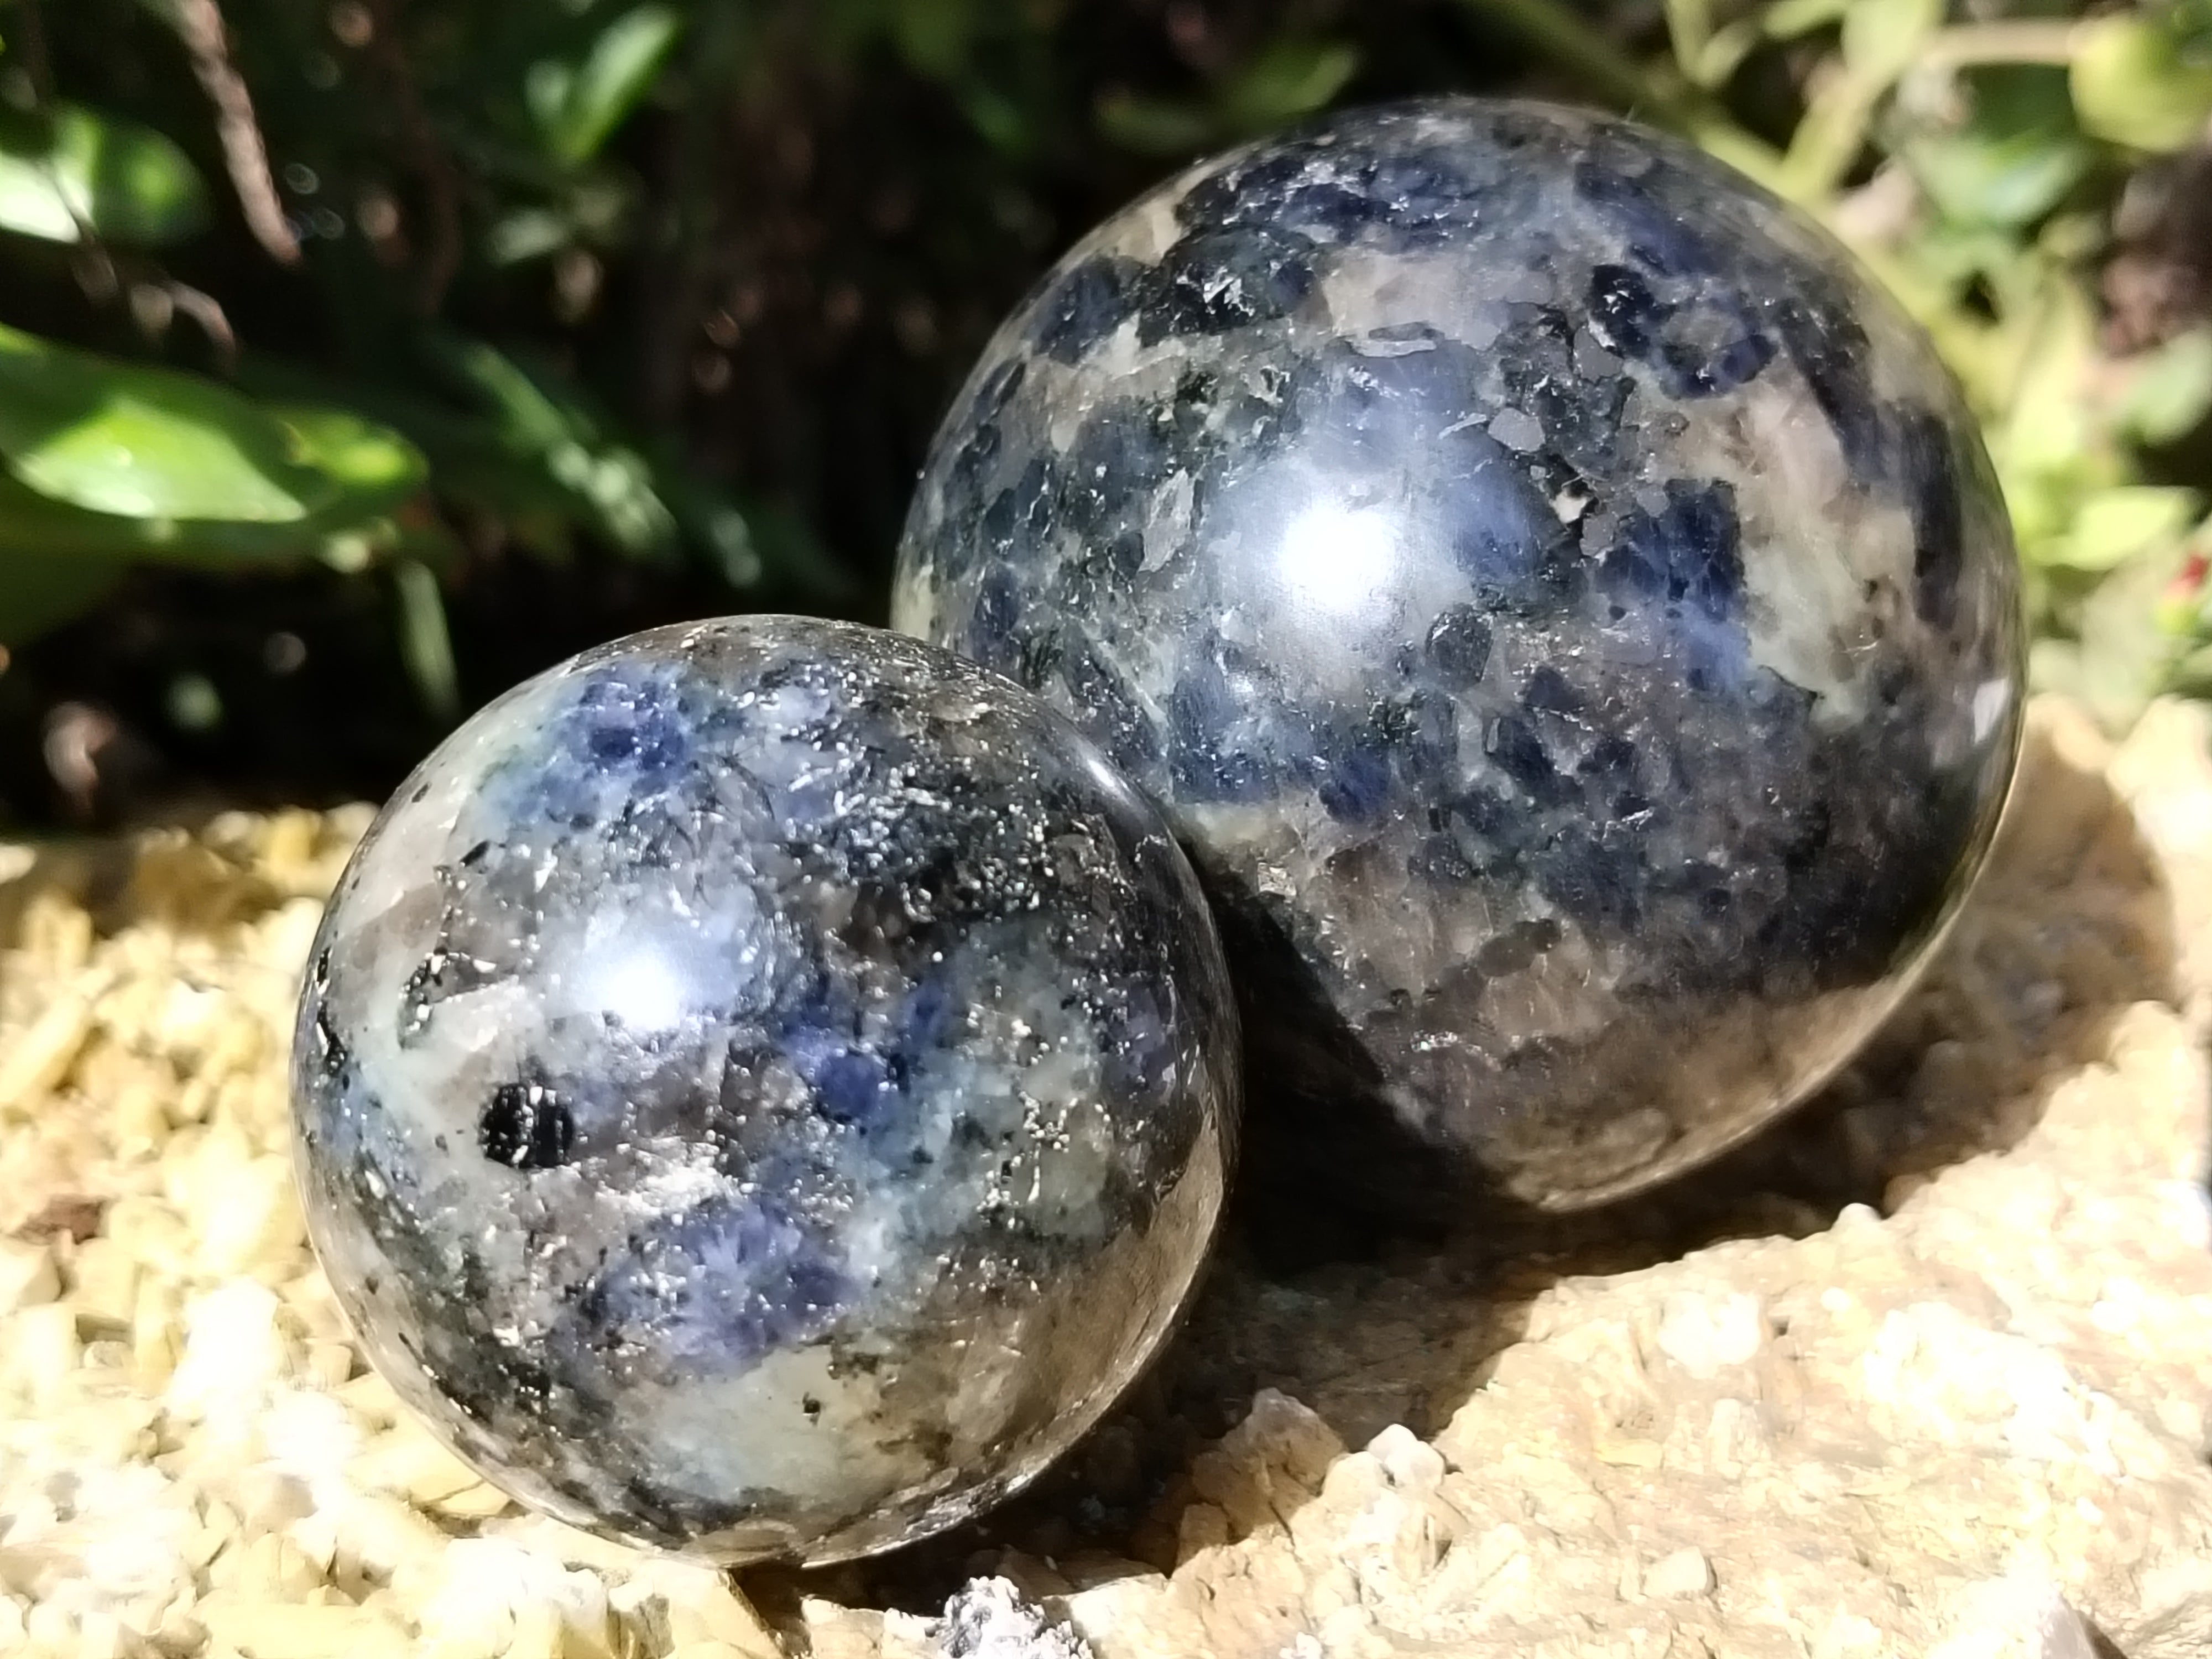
(894, 99), (2025, 1215)
(290, 616), (1238, 1564)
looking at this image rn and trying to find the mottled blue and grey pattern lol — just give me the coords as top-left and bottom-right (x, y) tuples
(894, 99), (2023, 1214)
(290, 616), (1237, 1564)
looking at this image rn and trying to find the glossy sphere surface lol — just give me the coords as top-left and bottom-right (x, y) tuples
(291, 617), (1237, 1564)
(895, 99), (2023, 1213)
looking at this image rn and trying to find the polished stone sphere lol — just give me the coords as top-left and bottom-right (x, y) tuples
(290, 616), (1237, 1563)
(894, 98), (2023, 1215)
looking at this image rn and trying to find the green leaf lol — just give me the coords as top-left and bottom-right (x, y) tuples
(393, 558), (460, 722)
(1220, 39), (1360, 134)
(0, 328), (426, 534)
(274, 405), (429, 504)
(1839, 0), (1941, 85)
(433, 336), (573, 453)
(1663, 0), (1713, 82)
(0, 324), (434, 598)
(2120, 328), (2212, 446)
(1905, 68), (2091, 231)
(2071, 15), (2212, 154)
(16, 398), (307, 520)
(487, 207), (572, 265)
(528, 5), (684, 168)
(1762, 0), (1846, 41)
(2075, 542), (2192, 729)
(242, 341), (844, 596)
(1689, 19), (1764, 91)
(0, 461), (440, 580)
(1911, 132), (2088, 230)
(1096, 91), (1214, 156)
(959, 84), (1030, 155)
(0, 103), (206, 246)
(1782, 0), (1940, 200)
(420, 333), (679, 560)
(1098, 37), (1356, 156)
(0, 325), (324, 522)
(2044, 487), (2200, 572)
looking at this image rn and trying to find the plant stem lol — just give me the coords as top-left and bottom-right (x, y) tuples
(1918, 20), (2078, 71)
(1448, 0), (1679, 121)
(171, 0), (301, 267)
(1444, 0), (1789, 191)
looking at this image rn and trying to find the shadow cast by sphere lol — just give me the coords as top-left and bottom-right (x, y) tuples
(759, 712), (2178, 1623)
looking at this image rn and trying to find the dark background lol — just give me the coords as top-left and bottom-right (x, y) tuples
(0, 0), (2204, 825)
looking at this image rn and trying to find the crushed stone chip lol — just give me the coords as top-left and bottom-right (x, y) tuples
(2, 706), (2211, 1658)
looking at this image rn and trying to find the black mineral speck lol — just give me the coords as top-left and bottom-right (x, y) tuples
(291, 617), (1237, 1567)
(896, 97), (2022, 1215)
(479, 1083), (575, 1171)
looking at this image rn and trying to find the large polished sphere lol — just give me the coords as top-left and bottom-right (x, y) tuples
(291, 616), (1237, 1563)
(893, 99), (2023, 1214)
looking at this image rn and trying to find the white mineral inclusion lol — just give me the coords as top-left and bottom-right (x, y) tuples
(557, 891), (773, 1035)
(1271, 499), (1404, 623)
(291, 616), (1239, 1566)
(895, 97), (2025, 1213)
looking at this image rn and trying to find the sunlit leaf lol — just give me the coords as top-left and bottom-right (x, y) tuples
(2075, 542), (2191, 728)
(1994, 280), (2100, 474)
(1905, 70), (2091, 231)
(487, 207), (571, 265)
(431, 335), (573, 453)
(0, 326), (426, 539)
(1690, 19), (1764, 91)
(0, 460), (438, 580)
(1839, 0), (1940, 85)
(1910, 133), (2088, 229)
(22, 399), (308, 520)
(528, 5), (684, 168)
(0, 325), (323, 522)
(0, 322), (434, 614)
(275, 406), (428, 501)
(1782, 0), (1938, 202)
(2071, 15), (2212, 154)
(2119, 328), (2212, 445)
(1663, 0), (1714, 83)
(1762, 0), (1846, 41)
(2043, 487), (2199, 572)
(0, 103), (206, 246)
(421, 332), (679, 561)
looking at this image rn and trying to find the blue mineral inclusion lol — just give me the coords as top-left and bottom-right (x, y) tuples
(894, 98), (2025, 1215)
(290, 617), (1237, 1564)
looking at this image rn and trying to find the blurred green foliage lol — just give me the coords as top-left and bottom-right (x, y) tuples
(1439, 0), (2212, 729)
(0, 0), (2208, 816)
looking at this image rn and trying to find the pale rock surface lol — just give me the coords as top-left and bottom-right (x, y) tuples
(936, 1578), (1094, 1658)
(1, 698), (2209, 1658)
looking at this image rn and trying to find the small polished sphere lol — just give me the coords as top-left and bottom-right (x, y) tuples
(894, 99), (2023, 1214)
(290, 616), (1237, 1563)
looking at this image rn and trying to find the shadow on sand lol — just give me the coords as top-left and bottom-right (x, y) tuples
(762, 711), (2178, 1625)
